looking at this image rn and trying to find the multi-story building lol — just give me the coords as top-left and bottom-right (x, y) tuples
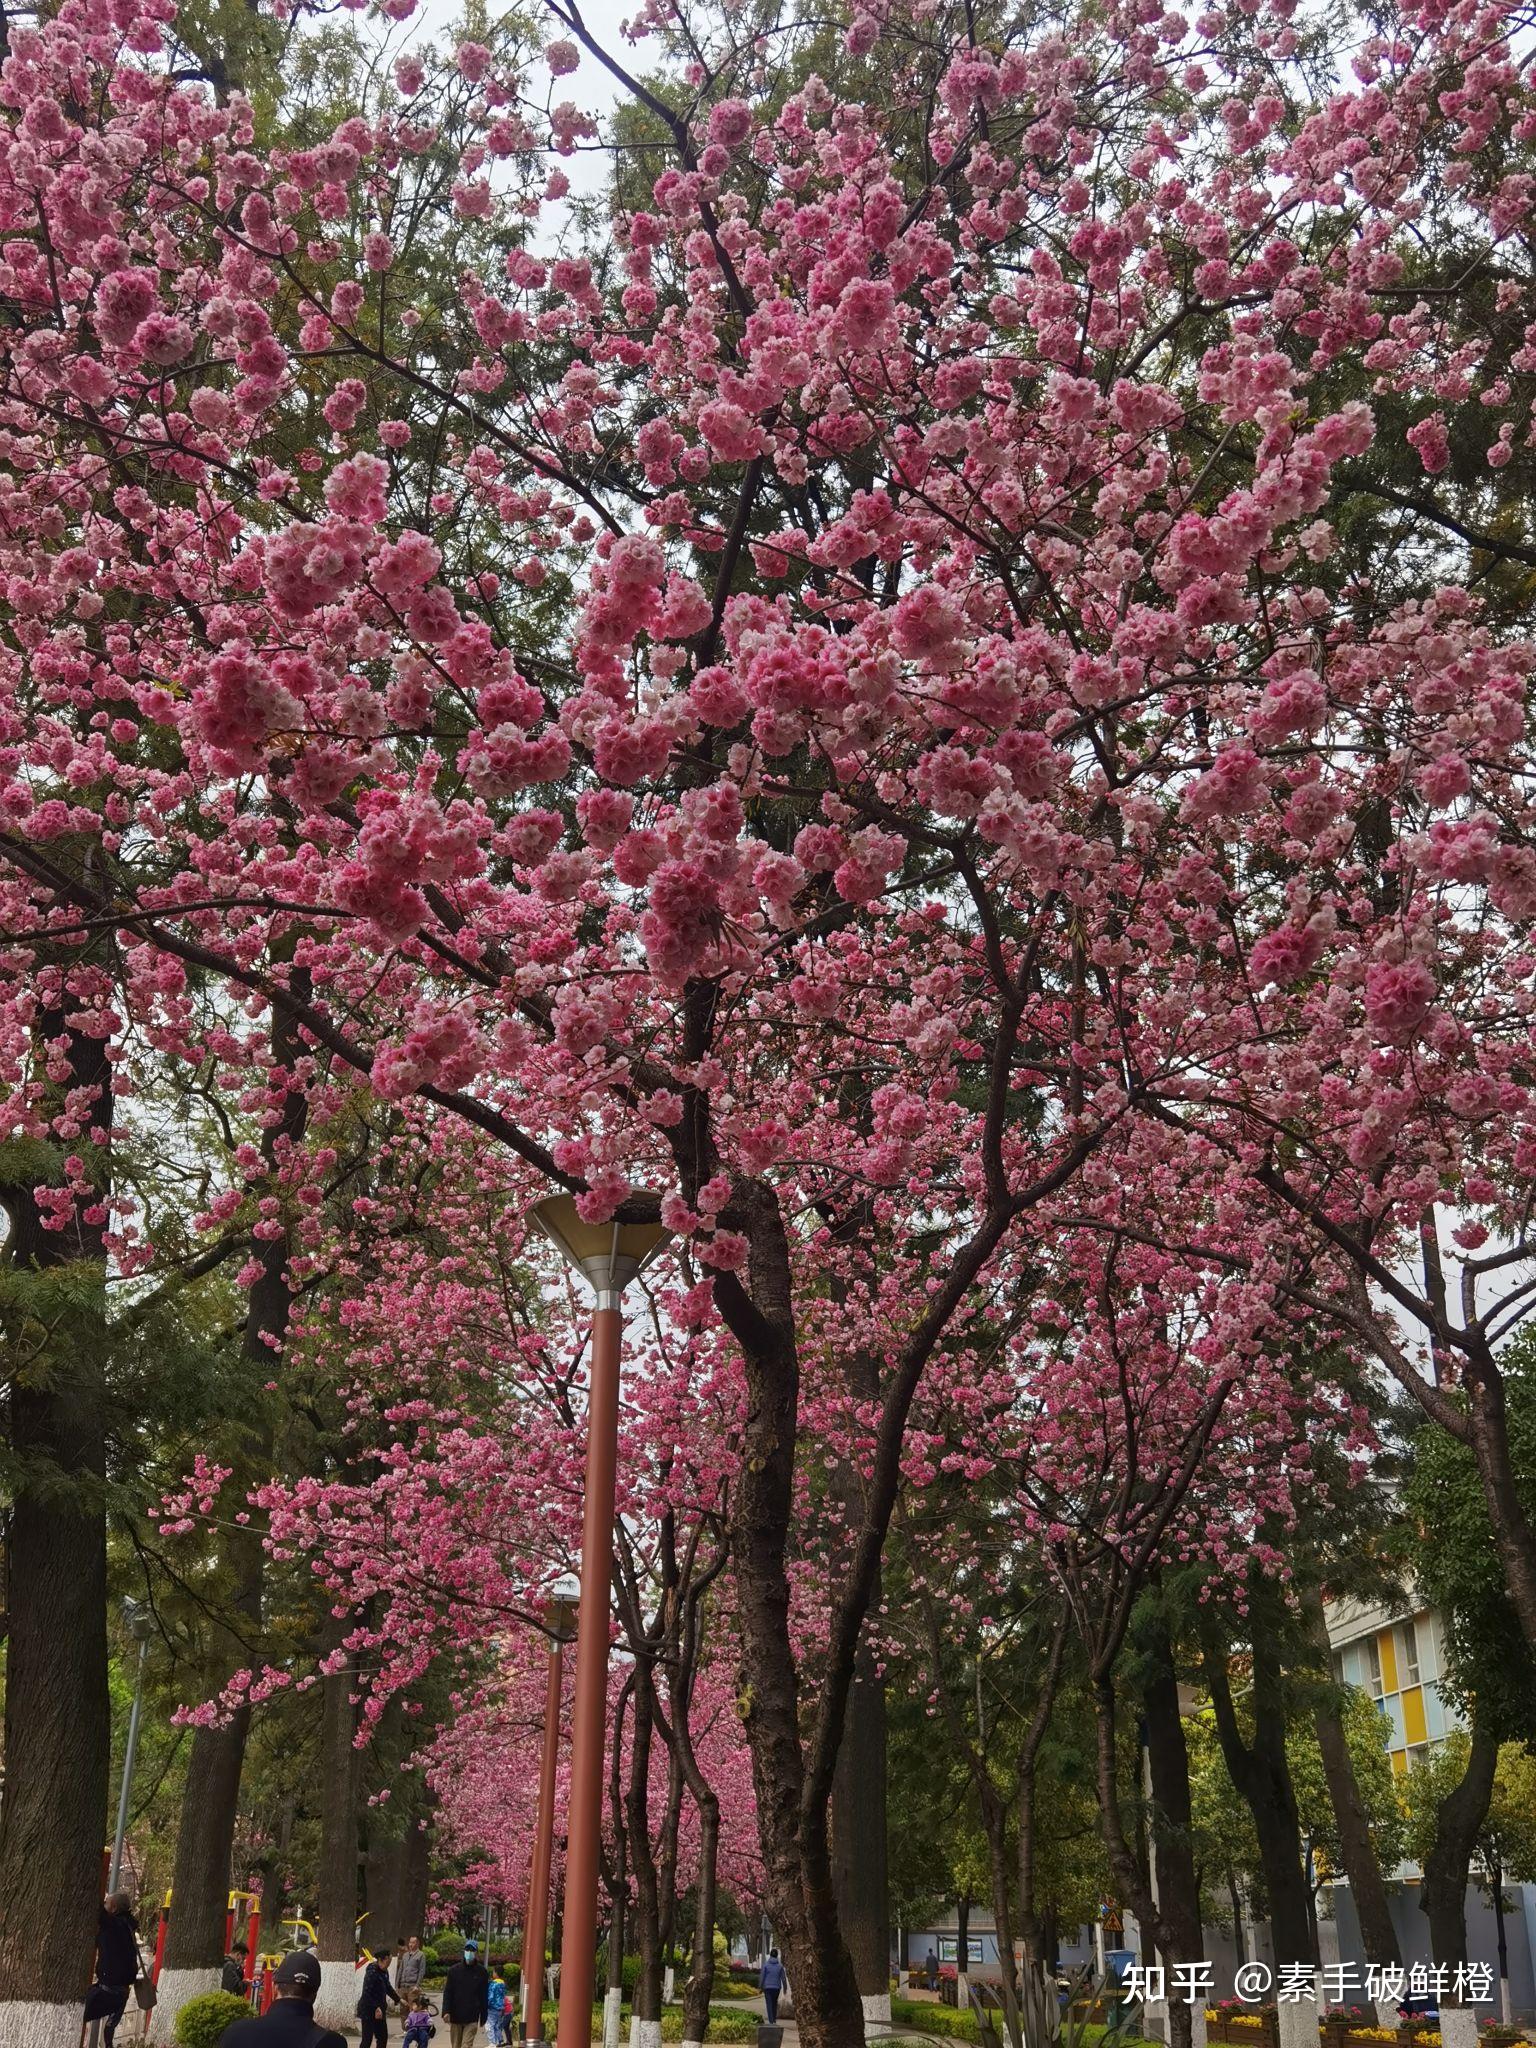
(1325, 1596), (1457, 1778)
(1323, 1592), (1536, 2018)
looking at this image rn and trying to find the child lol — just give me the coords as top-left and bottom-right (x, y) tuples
(487, 1971), (508, 2048)
(404, 1992), (436, 2048)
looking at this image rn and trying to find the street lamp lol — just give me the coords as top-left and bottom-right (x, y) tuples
(522, 1575), (580, 2048)
(528, 1199), (668, 2048)
(109, 1602), (155, 1893)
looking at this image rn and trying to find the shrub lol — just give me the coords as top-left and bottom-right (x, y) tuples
(175, 1991), (255, 2048)
(891, 2000), (980, 2042)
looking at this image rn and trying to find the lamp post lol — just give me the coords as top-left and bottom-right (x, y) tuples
(522, 1575), (580, 2048)
(528, 1200), (668, 2048)
(109, 1602), (155, 1893)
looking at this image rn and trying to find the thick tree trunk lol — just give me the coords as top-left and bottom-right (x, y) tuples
(627, 1672), (663, 2048)
(1461, 1346), (1536, 1661)
(156, 1709), (254, 2031)
(1311, 1694), (1401, 1967)
(1017, 1620), (1066, 2048)
(603, 1886), (626, 2048)
(718, 1181), (863, 2048)
(831, 1647), (890, 2028)
(1227, 1874), (1247, 1967)
(656, 1739), (686, 2003)
(0, 1008), (113, 2048)
(976, 1781), (1022, 2039)
(1421, 1723), (1498, 1979)
(160, 989), (308, 2036)
(400, 1817), (433, 1944)
(1141, 1614), (1202, 1972)
(366, 1835), (406, 1955)
(1140, 1609), (1200, 2048)
(1301, 1591), (1400, 1972)
(315, 1628), (362, 2029)
(679, 1793), (718, 2048)
(1203, 1637), (1312, 1968)
(1491, 1857), (1510, 2023)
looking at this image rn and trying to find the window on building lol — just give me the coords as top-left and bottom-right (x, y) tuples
(1407, 1742), (1429, 1769)
(1401, 1619), (1421, 1684)
(1366, 1636), (1384, 1699)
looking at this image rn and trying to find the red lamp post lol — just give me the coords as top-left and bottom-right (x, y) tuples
(522, 1577), (580, 2047)
(527, 1201), (668, 2048)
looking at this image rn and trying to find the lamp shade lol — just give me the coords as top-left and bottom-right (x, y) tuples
(529, 1193), (669, 1301)
(547, 1572), (581, 1642)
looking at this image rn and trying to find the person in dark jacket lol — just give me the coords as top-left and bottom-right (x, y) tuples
(223, 1945), (249, 1997)
(442, 1942), (490, 2048)
(84, 1892), (141, 2048)
(357, 1949), (402, 2048)
(219, 1950), (347, 2048)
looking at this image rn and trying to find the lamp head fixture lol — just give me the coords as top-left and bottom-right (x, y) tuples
(528, 1194), (670, 1310)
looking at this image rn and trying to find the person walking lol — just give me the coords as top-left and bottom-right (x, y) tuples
(217, 1952), (347, 2048)
(486, 1971), (508, 2048)
(358, 1950), (402, 2048)
(759, 1950), (787, 2027)
(396, 1939), (428, 2002)
(442, 1941), (489, 2048)
(84, 1891), (142, 2048)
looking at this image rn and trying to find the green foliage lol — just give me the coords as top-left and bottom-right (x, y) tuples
(1186, 1680), (1406, 1911)
(174, 1992), (255, 2048)
(1401, 1734), (1479, 1871)
(1482, 1744), (1536, 1887)
(891, 2000), (982, 2039)
(1402, 1348), (1536, 1744)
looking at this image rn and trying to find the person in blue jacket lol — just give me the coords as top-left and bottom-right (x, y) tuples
(760, 1950), (788, 2025)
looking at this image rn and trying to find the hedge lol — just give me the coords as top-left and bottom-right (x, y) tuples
(174, 1991), (256, 2048)
(891, 2001), (981, 2041)
(521, 2002), (770, 2043)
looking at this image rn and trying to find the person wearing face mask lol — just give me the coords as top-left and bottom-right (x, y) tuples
(441, 1942), (490, 2048)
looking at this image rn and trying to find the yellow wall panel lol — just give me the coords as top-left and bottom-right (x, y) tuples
(1378, 1629), (1400, 1694)
(1391, 1749), (1407, 1776)
(1402, 1685), (1427, 1746)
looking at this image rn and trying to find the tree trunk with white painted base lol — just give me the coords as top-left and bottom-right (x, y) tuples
(831, 1631), (890, 2040)
(161, 991), (309, 2045)
(0, 1009), (113, 2048)
(314, 1634), (361, 2032)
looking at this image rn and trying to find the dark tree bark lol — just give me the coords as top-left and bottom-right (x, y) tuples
(1090, 1673), (1192, 2048)
(314, 1620), (362, 2028)
(1421, 1722), (1498, 1984)
(830, 1647), (890, 2016)
(1140, 1607), (1203, 1978)
(1203, 1632), (1313, 1971)
(401, 1816), (433, 1945)
(1300, 1591), (1400, 1971)
(0, 1005), (113, 2041)
(1017, 1620), (1068, 2048)
(161, 990), (309, 2018)
(1311, 1696), (1400, 1967)
(679, 1791), (719, 2048)
(830, 1329), (890, 2023)
(626, 1665), (663, 2041)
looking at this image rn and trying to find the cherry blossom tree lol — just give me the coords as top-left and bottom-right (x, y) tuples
(6, 0), (1536, 2041)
